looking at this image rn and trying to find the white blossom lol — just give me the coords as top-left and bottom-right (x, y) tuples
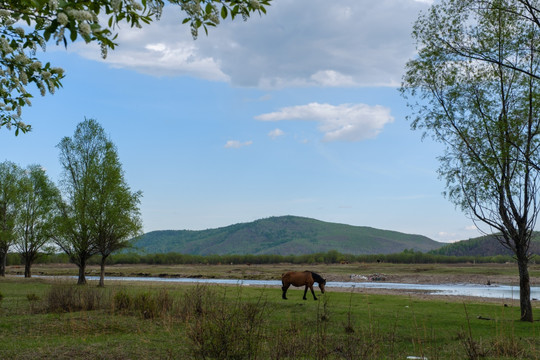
(48, 0), (58, 10)
(249, 0), (260, 9)
(57, 12), (68, 25)
(79, 22), (91, 37)
(30, 61), (43, 72)
(14, 27), (25, 37)
(41, 71), (51, 80)
(67, 9), (94, 21)
(111, 0), (122, 12)
(19, 71), (28, 85)
(52, 67), (64, 76)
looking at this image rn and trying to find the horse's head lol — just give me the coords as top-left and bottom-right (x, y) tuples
(319, 279), (326, 294)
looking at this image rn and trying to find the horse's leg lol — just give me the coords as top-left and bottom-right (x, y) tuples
(282, 284), (289, 300)
(303, 285), (308, 300)
(310, 285), (318, 300)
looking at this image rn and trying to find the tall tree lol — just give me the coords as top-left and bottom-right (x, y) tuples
(0, 161), (23, 276)
(91, 136), (143, 287)
(401, 0), (540, 321)
(55, 118), (111, 284)
(0, 0), (271, 135)
(15, 165), (60, 278)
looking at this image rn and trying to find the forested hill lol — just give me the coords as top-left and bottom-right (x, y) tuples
(131, 216), (443, 255)
(429, 233), (540, 257)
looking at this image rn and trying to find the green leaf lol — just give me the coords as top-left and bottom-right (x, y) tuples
(221, 5), (228, 19)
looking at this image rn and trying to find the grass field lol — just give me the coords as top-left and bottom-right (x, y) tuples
(1, 264), (540, 359)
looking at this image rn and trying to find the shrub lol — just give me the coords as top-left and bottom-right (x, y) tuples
(45, 284), (106, 312)
(113, 289), (132, 312)
(26, 293), (40, 302)
(184, 287), (268, 360)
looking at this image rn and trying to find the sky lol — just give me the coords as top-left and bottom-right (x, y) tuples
(0, 0), (485, 242)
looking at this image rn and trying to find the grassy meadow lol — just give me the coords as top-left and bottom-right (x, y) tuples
(1, 268), (539, 359)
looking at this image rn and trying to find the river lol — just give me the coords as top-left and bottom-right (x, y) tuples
(72, 275), (540, 300)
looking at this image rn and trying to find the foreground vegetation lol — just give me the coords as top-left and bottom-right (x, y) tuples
(0, 277), (539, 359)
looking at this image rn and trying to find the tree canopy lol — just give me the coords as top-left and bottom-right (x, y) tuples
(15, 164), (59, 278)
(55, 118), (141, 285)
(0, 160), (23, 276)
(401, 0), (540, 321)
(0, 0), (271, 134)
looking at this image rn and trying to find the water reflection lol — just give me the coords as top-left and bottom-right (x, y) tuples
(76, 276), (539, 300)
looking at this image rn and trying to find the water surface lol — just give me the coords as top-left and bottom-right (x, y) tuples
(76, 275), (539, 300)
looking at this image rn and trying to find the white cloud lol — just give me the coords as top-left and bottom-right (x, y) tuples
(70, 0), (430, 88)
(268, 128), (285, 139)
(310, 70), (357, 87)
(73, 38), (228, 81)
(256, 103), (394, 142)
(224, 140), (253, 149)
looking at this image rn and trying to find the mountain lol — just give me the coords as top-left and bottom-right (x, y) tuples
(131, 215), (444, 255)
(430, 233), (540, 257)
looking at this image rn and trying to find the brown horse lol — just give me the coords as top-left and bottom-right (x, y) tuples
(281, 271), (326, 300)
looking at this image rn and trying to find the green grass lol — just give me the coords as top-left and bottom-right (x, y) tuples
(0, 277), (539, 359)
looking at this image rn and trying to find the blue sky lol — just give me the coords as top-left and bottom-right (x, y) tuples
(0, 0), (484, 242)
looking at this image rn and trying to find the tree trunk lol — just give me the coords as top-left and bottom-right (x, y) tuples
(517, 255), (533, 322)
(99, 256), (106, 287)
(24, 259), (32, 278)
(77, 258), (87, 285)
(0, 251), (5, 277)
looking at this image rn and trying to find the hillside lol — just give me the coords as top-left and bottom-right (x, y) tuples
(430, 233), (540, 257)
(131, 216), (443, 255)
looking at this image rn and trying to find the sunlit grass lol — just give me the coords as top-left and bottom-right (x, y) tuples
(1, 277), (539, 359)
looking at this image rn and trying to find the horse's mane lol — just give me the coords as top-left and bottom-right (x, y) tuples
(310, 271), (325, 284)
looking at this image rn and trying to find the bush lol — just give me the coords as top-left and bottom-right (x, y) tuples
(45, 284), (106, 313)
(113, 289), (132, 312)
(26, 293), (40, 302)
(183, 286), (268, 360)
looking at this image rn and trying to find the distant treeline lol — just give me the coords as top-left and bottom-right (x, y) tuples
(6, 249), (518, 266)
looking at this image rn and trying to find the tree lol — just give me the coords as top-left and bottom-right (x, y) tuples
(91, 134), (142, 287)
(0, 0), (271, 135)
(401, 0), (540, 322)
(0, 161), (23, 276)
(55, 118), (110, 284)
(14, 165), (59, 278)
